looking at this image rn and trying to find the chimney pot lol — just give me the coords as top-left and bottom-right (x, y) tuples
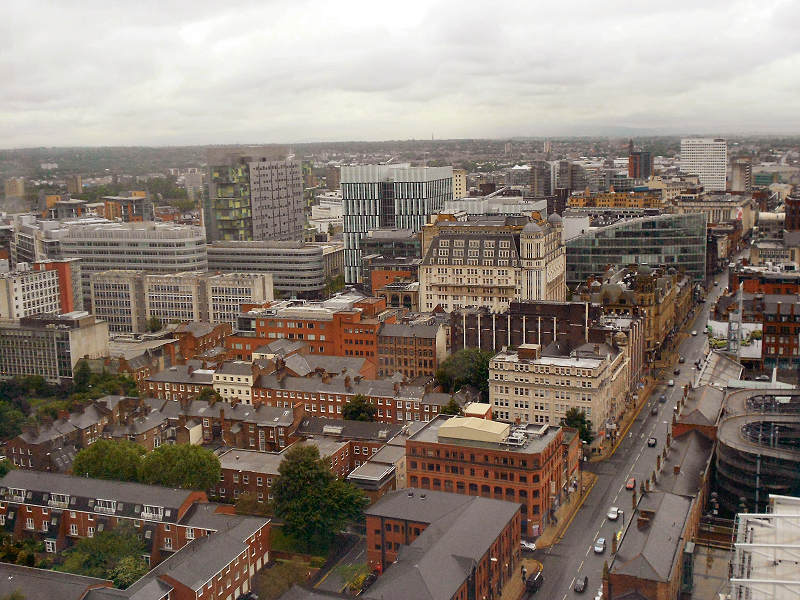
(673, 465), (680, 475)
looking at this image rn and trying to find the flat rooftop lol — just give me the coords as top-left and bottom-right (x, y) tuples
(410, 415), (561, 455)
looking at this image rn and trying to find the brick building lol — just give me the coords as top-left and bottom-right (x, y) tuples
(377, 322), (447, 379)
(406, 415), (578, 538)
(0, 471), (270, 600)
(170, 322), (231, 360)
(363, 489), (522, 600)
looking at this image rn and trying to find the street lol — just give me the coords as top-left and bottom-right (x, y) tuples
(532, 269), (726, 600)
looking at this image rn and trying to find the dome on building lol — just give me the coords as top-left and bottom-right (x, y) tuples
(522, 221), (542, 234)
(667, 267), (677, 275)
(637, 263), (653, 276)
(547, 212), (562, 225)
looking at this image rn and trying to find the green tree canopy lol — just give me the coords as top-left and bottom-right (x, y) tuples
(0, 458), (16, 479)
(341, 394), (377, 422)
(72, 439), (146, 482)
(196, 386), (222, 404)
(562, 407), (594, 444)
(0, 402), (26, 441)
(110, 555), (150, 589)
(57, 522), (146, 585)
(138, 444), (221, 490)
(73, 360), (92, 392)
(435, 348), (494, 398)
(439, 398), (462, 416)
(272, 445), (366, 552)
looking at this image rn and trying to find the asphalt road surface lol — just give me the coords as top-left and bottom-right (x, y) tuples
(531, 269), (726, 600)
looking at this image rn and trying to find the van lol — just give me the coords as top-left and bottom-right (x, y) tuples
(526, 570), (544, 593)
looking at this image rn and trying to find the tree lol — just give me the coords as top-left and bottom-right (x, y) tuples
(440, 398), (462, 416)
(196, 386), (222, 404)
(0, 591), (26, 600)
(73, 360), (92, 392)
(235, 492), (271, 517)
(110, 555), (149, 589)
(562, 407), (594, 444)
(435, 348), (494, 399)
(0, 459), (16, 479)
(252, 559), (311, 600)
(57, 522), (145, 584)
(0, 402), (25, 440)
(272, 445), (366, 552)
(72, 439), (146, 482)
(341, 394), (376, 422)
(138, 444), (221, 490)
(146, 316), (162, 333)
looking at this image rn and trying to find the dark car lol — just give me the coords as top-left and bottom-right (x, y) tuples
(678, 357), (686, 363)
(674, 368), (680, 375)
(647, 437), (657, 447)
(574, 575), (588, 593)
(659, 394), (667, 403)
(650, 405), (659, 415)
(526, 571), (544, 593)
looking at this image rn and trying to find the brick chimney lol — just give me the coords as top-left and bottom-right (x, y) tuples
(637, 516), (650, 529)
(322, 374), (331, 384)
(673, 464), (680, 476)
(57, 409), (70, 421)
(40, 415), (54, 428)
(394, 382), (400, 396)
(345, 375), (352, 389)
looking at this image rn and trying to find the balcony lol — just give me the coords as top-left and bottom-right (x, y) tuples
(94, 505), (116, 515)
(141, 510), (163, 522)
(47, 499), (69, 509)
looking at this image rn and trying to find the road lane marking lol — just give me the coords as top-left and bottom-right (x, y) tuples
(579, 560), (584, 570)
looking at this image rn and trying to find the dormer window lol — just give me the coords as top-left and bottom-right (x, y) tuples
(7, 488), (25, 502)
(95, 499), (116, 514)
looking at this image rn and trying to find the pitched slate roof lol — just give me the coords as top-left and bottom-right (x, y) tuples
(297, 416), (402, 441)
(0, 471), (195, 523)
(0, 563), (111, 600)
(363, 489), (521, 600)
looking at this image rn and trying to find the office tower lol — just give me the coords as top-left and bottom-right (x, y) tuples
(65, 175), (83, 195)
(326, 165), (341, 190)
(453, 169), (468, 199)
(731, 157), (752, 193)
(1, 258), (83, 318)
(183, 171), (203, 201)
(530, 160), (553, 196)
(555, 160), (588, 192)
(680, 138), (728, 191)
(4, 178), (25, 198)
(102, 190), (154, 222)
(206, 147), (303, 243)
(628, 151), (654, 179)
(341, 164), (453, 283)
(90, 270), (273, 333)
(59, 221), (207, 310)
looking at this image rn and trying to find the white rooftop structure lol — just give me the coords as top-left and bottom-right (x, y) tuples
(730, 495), (800, 600)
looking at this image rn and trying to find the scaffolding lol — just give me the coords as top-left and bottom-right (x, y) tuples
(730, 495), (800, 600)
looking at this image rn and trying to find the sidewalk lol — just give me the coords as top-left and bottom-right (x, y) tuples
(535, 470), (596, 548)
(499, 557), (543, 600)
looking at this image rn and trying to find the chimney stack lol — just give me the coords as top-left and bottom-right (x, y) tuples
(637, 517), (651, 530)
(394, 382), (400, 395)
(345, 375), (352, 389)
(673, 464), (680, 476)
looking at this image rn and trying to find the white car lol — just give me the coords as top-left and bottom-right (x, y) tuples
(668, 379), (675, 387)
(692, 330), (698, 336)
(521, 540), (537, 552)
(607, 507), (621, 521)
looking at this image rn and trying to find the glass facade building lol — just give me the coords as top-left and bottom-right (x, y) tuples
(566, 213), (707, 288)
(341, 165), (453, 283)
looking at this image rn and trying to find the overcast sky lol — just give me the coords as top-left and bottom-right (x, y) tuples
(2, 0), (800, 148)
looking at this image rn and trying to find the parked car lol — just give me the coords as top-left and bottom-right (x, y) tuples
(668, 379), (675, 387)
(593, 538), (606, 553)
(755, 375), (771, 382)
(607, 506), (621, 521)
(521, 540), (537, 552)
(651, 405), (659, 415)
(626, 478), (636, 490)
(526, 570), (544, 593)
(647, 437), (657, 447)
(574, 575), (589, 593)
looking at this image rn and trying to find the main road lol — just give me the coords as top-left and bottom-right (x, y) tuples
(529, 270), (728, 600)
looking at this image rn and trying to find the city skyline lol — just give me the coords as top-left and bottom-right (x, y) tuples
(3, 1), (800, 148)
